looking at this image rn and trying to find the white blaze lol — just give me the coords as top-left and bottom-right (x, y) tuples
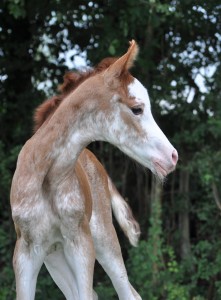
(128, 78), (151, 109)
(127, 78), (177, 179)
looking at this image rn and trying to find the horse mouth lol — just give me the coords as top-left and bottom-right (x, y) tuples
(154, 162), (169, 178)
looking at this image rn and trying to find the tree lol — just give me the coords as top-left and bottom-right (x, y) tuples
(1, 0), (221, 299)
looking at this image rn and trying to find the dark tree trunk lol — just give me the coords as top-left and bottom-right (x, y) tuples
(179, 168), (191, 260)
(150, 175), (163, 283)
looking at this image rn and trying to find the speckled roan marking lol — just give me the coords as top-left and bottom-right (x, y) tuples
(10, 40), (178, 300)
(33, 63), (141, 299)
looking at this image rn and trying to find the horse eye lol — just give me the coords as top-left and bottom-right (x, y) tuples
(131, 106), (143, 115)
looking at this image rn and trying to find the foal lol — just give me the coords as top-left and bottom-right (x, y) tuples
(10, 40), (178, 300)
(34, 85), (141, 299)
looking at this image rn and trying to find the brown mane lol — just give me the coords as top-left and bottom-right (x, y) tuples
(33, 57), (118, 133)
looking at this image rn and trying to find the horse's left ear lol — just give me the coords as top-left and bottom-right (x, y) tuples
(104, 40), (139, 87)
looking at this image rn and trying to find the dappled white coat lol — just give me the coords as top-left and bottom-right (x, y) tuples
(10, 40), (178, 300)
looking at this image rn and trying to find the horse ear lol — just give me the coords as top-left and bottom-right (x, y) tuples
(104, 40), (139, 87)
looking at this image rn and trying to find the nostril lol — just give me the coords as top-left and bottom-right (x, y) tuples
(172, 149), (178, 166)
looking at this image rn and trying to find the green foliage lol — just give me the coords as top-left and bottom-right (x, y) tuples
(35, 266), (64, 300)
(0, 225), (16, 300)
(127, 191), (191, 299)
(7, 0), (26, 19)
(95, 284), (117, 300)
(0, 142), (22, 198)
(127, 179), (221, 300)
(0, 0), (221, 299)
(128, 236), (221, 300)
(127, 237), (191, 299)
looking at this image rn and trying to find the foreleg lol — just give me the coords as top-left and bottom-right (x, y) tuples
(62, 218), (96, 300)
(44, 246), (98, 300)
(93, 226), (142, 300)
(13, 237), (45, 300)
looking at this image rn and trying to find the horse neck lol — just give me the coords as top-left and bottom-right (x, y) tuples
(34, 77), (110, 179)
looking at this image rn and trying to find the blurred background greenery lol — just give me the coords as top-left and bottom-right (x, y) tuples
(0, 0), (221, 299)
